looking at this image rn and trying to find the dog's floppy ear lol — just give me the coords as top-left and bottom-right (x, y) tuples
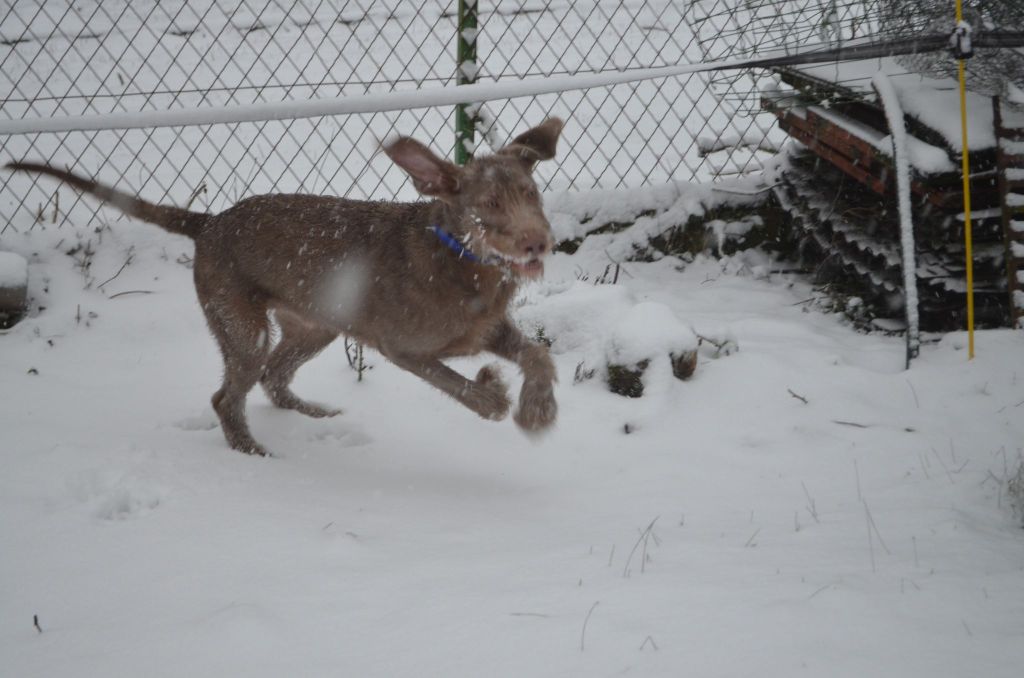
(498, 117), (564, 171)
(383, 137), (463, 200)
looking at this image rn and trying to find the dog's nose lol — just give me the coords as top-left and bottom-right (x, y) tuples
(521, 236), (550, 257)
(525, 241), (547, 256)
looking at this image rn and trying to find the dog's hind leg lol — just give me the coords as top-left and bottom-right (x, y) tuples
(261, 310), (341, 418)
(195, 274), (273, 456)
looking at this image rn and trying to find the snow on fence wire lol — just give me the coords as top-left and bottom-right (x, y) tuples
(0, 0), (800, 235)
(689, 0), (1024, 113)
(686, 0), (888, 120)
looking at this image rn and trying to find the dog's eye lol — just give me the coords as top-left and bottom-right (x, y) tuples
(484, 197), (501, 210)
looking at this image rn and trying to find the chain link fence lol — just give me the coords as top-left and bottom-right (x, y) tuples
(7, 0), (1013, 234)
(686, 0), (885, 117)
(3, 1), (909, 233)
(882, 0), (1024, 99)
(689, 0), (1024, 112)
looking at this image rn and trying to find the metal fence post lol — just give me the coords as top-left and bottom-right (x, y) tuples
(455, 0), (479, 166)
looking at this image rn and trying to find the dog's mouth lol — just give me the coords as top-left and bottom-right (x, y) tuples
(472, 231), (549, 279)
(509, 257), (544, 278)
(485, 250), (545, 279)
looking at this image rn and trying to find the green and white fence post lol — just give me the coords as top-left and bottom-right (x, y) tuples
(455, 0), (479, 166)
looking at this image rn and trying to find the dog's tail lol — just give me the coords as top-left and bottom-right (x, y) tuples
(5, 161), (208, 239)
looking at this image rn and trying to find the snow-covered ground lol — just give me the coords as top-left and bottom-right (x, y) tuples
(2, 180), (1023, 677)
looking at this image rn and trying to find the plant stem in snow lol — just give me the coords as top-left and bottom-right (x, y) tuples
(930, 446), (955, 485)
(623, 516), (659, 577)
(580, 601), (599, 652)
(906, 379), (920, 408)
(865, 503), (876, 573)
(864, 502), (890, 555)
(917, 452), (931, 480)
(833, 420), (869, 429)
(618, 518), (659, 577)
(108, 289), (153, 299)
(809, 584), (832, 599)
(802, 481), (819, 523)
(639, 635), (659, 651)
(98, 252), (133, 289)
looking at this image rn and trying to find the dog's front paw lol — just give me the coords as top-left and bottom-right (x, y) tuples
(474, 364), (511, 421)
(514, 380), (557, 435)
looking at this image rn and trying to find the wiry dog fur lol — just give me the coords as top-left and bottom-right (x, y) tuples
(7, 118), (564, 456)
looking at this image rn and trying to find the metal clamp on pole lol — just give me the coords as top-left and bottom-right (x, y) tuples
(950, 21), (973, 59)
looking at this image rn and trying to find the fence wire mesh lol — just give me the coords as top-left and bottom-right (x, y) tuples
(882, 0), (1024, 98)
(687, 0), (1024, 118)
(0, 0), (796, 233)
(685, 0), (885, 116)
(9, 1), (980, 234)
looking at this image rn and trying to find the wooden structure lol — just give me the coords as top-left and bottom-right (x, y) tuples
(994, 102), (1024, 327)
(763, 66), (1023, 331)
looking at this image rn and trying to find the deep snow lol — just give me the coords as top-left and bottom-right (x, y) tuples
(2, 182), (1023, 677)
(0, 249), (28, 289)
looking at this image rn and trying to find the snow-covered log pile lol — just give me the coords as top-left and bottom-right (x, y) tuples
(763, 64), (1022, 331)
(995, 103), (1024, 328)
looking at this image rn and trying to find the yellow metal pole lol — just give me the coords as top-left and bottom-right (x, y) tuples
(955, 1), (975, 359)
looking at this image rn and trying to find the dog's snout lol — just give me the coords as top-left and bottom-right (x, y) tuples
(524, 239), (548, 256)
(518, 232), (551, 258)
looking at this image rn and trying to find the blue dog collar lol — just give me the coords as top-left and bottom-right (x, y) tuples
(428, 225), (502, 266)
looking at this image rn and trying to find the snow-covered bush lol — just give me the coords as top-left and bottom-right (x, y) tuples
(517, 283), (699, 398)
(0, 250), (28, 328)
(545, 176), (787, 264)
(603, 301), (698, 397)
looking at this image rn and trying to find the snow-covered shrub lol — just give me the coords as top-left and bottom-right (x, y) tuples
(0, 250), (28, 328)
(545, 177), (788, 264)
(643, 202), (792, 263)
(605, 360), (649, 398)
(518, 283), (702, 397)
(603, 301), (698, 397)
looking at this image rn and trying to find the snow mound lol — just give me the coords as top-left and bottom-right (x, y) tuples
(605, 301), (698, 367)
(516, 280), (635, 357)
(517, 282), (699, 396)
(0, 250), (28, 289)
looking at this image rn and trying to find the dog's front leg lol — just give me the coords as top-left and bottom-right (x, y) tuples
(385, 352), (511, 422)
(487, 319), (557, 434)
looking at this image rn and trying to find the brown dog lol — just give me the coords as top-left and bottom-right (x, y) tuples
(7, 118), (563, 456)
